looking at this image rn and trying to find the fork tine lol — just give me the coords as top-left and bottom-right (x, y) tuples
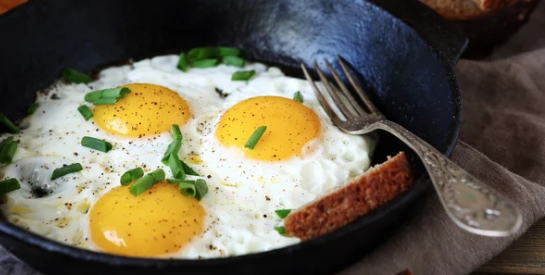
(324, 59), (367, 116)
(337, 56), (379, 114)
(301, 64), (341, 122)
(313, 61), (355, 119)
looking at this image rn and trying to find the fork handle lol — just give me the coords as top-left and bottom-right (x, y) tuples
(376, 120), (522, 236)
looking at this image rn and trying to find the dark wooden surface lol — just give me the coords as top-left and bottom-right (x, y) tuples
(473, 219), (545, 275)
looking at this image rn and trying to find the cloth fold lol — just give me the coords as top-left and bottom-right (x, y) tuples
(1, 2), (545, 275)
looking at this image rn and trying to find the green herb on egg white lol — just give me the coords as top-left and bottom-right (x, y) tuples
(0, 178), (20, 195)
(0, 113), (20, 134)
(275, 209), (292, 219)
(274, 226), (292, 237)
(62, 68), (92, 84)
(129, 169), (165, 197)
(120, 167), (144, 186)
(81, 136), (113, 153)
(231, 70), (255, 81)
(77, 105), (93, 121)
(293, 91), (304, 103)
(176, 46), (245, 74)
(51, 163), (83, 180)
(167, 178), (208, 200)
(0, 136), (17, 164)
(27, 103), (39, 115)
(84, 87), (131, 105)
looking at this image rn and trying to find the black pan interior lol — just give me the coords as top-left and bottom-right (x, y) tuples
(0, 0), (464, 274)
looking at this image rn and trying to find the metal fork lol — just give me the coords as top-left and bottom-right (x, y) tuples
(302, 57), (522, 237)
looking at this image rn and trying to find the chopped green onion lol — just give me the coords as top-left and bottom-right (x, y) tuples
(171, 124), (182, 140)
(166, 178), (188, 184)
(231, 70), (255, 81)
(27, 103), (39, 115)
(293, 91), (304, 103)
(77, 105), (93, 121)
(62, 68), (92, 84)
(218, 47), (240, 57)
(84, 87), (131, 104)
(129, 169), (165, 196)
(0, 113), (20, 134)
(92, 97), (119, 105)
(177, 52), (188, 72)
(222, 56), (244, 67)
(190, 59), (218, 68)
(149, 169), (166, 182)
(194, 179), (208, 201)
(244, 126), (267, 150)
(0, 137), (17, 164)
(274, 226), (291, 237)
(81, 136), (113, 153)
(275, 209), (292, 219)
(51, 163), (83, 180)
(178, 180), (197, 198)
(181, 160), (199, 176)
(0, 178), (20, 195)
(188, 47), (219, 60)
(120, 167), (144, 186)
(161, 139), (181, 165)
(168, 154), (185, 179)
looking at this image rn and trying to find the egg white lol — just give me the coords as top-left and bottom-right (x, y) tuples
(0, 55), (373, 258)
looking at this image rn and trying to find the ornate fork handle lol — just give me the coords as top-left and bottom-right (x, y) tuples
(374, 120), (522, 236)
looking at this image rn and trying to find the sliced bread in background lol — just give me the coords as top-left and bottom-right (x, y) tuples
(417, 0), (542, 58)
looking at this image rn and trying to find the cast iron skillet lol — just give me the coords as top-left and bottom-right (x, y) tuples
(0, 0), (467, 274)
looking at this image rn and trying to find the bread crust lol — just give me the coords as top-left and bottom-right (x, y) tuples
(284, 152), (414, 240)
(418, 0), (522, 20)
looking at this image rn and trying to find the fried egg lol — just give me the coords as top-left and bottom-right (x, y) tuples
(0, 54), (373, 258)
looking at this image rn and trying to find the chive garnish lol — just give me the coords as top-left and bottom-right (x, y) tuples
(181, 160), (199, 176)
(222, 56), (244, 67)
(27, 103), (39, 115)
(161, 125), (183, 165)
(129, 169), (165, 196)
(244, 126), (267, 150)
(0, 178), (20, 195)
(51, 163), (83, 180)
(231, 70), (255, 81)
(274, 226), (291, 237)
(168, 154), (186, 180)
(194, 179), (208, 201)
(0, 113), (20, 134)
(84, 87), (131, 105)
(190, 59), (218, 68)
(177, 180), (197, 198)
(120, 167), (144, 186)
(77, 105), (93, 121)
(161, 139), (181, 165)
(293, 91), (304, 103)
(171, 124), (182, 140)
(81, 136), (113, 153)
(177, 52), (189, 72)
(188, 47), (219, 60)
(218, 47), (240, 57)
(275, 209), (292, 219)
(62, 68), (92, 84)
(0, 137), (17, 164)
(92, 97), (119, 105)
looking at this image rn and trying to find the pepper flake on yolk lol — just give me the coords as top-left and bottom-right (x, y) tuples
(215, 96), (321, 161)
(93, 83), (191, 138)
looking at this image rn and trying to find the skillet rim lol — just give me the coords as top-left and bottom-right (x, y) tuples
(0, 0), (463, 269)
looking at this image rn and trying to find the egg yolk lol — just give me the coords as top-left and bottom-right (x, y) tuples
(89, 182), (205, 257)
(93, 83), (191, 138)
(215, 96), (321, 161)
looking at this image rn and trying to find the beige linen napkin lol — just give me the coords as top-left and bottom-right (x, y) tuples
(1, 3), (545, 275)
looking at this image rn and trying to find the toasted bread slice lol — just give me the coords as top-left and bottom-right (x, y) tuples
(418, 0), (520, 20)
(284, 152), (414, 240)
